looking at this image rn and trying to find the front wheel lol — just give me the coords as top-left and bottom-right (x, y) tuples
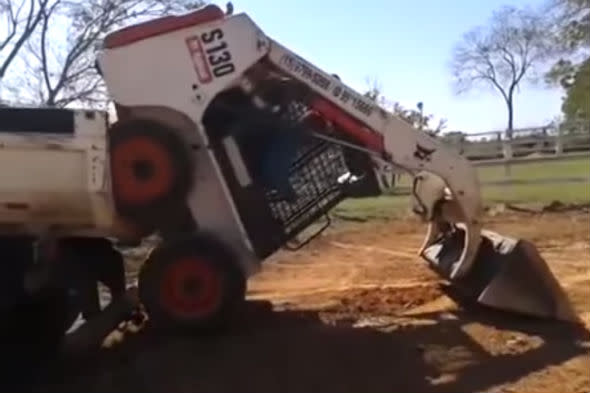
(138, 233), (246, 332)
(108, 118), (194, 232)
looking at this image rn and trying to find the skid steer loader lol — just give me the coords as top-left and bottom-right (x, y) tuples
(0, 3), (578, 382)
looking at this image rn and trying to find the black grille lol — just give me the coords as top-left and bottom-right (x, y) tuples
(266, 136), (349, 237)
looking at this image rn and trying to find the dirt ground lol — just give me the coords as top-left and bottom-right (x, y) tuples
(32, 209), (589, 393)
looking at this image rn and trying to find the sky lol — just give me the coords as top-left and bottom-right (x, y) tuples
(210, 0), (564, 133)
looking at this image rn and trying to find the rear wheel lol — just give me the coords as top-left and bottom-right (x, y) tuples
(138, 233), (246, 332)
(108, 119), (194, 231)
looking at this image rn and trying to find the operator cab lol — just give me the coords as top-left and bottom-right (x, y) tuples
(201, 69), (383, 258)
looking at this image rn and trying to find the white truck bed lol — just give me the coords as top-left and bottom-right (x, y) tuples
(0, 107), (134, 240)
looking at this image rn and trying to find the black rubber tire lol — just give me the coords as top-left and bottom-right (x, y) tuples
(138, 232), (246, 333)
(108, 118), (194, 231)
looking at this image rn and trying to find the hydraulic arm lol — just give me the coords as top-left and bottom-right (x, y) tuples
(259, 41), (577, 322)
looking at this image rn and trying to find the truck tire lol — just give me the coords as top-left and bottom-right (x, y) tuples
(108, 119), (194, 230)
(138, 233), (246, 332)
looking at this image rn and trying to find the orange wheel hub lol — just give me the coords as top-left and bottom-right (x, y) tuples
(110, 136), (174, 206)
(160, 258), (223, 319)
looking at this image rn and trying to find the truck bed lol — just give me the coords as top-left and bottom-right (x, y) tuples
(0, 107), (129, 239)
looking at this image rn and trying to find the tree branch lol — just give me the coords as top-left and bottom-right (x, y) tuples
(39, 0), (59, 104)
(0, 0), (50, 79)
(0, 1), (18, 51)
(6, 0), (205, 107)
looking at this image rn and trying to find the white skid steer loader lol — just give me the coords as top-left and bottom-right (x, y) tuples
(0, 3), (578, 382)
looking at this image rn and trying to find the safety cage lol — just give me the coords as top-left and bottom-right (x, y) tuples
(266, 135), (350, 247)
(203, 83), (380, 257)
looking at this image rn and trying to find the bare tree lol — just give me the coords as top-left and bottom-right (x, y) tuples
(0, 0), (52, 79)
(7, 0), (204, 108)
(451, 6), (555, 137)
(363, 76), (384, 102)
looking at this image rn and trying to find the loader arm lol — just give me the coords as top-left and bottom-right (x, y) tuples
(264, 41), (483, 280)
(258, 41), (576, 323)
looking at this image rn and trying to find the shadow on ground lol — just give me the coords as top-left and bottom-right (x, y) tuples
(29, 301), (589, 393)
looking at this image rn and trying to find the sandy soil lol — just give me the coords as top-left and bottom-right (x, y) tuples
(31, 209), (590, 393)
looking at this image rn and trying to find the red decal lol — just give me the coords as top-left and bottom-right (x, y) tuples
(186, 36), (212, 84)
(310, 98), (384, 153)
(104, 5), (224, 49)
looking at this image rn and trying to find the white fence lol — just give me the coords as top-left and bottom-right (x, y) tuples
(441, 124), (590, 166)
(389, 123), (590, 196)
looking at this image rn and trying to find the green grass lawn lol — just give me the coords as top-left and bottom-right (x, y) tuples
(333, 195), (412, 221)
(335, 156), (589, 220)
(481, 183), (589, 204)
(477, 156), (589, 204)
(476, 156), (589, 182)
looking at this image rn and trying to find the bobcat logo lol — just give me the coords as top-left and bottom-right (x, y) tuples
(414, 144), (435, 162)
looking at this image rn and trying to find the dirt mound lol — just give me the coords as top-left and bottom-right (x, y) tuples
(323, 284), (444, 317)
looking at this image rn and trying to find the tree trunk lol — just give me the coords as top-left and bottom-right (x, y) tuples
(505, 97), (514, 139)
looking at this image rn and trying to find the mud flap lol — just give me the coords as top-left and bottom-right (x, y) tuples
(421, 227), (579, 323)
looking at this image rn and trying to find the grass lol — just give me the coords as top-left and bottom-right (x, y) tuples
(476, 156), (589, 204)
(476, 156), (589, 182)
(335, 156), (589, 220)
(333, 195), (411, 221)
(481, 183), (589, 204)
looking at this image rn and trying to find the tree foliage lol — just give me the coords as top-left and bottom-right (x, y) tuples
(1, 0), (204, 107)
(451, 6), (556, 136)
(547, 0), (589, 53)
(388, 102), (447, 136)
(544, 0), (589, 123)
(561, 57), (590, 122)
(363, 78), (446, 136)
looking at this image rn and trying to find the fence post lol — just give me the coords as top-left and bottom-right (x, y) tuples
(555, 125), (563, 156)
(502, 132), (512, 178)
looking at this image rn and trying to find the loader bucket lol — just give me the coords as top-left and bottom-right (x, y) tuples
(421, 227), (579, 323)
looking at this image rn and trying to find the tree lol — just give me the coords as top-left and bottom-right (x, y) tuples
(451, 6), (555, 137)
(389, 102), (447, 136)
(2, 0), (204, 108)
(546, 0), (589, 54)
(0, 0), (52, 79)
(363, 78), (446, 136)
(544, 0), (589, 124)
(561, 57), (590, 122)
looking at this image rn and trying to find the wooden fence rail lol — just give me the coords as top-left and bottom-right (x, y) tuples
(385, 124), (590, 196)
(441, 125), (590, 164)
